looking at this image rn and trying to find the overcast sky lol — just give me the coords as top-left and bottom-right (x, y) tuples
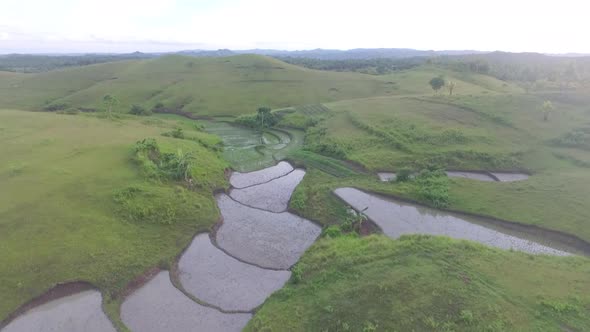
(1, 0), (588, 54)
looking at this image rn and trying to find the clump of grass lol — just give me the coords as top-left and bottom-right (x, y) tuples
(414, 169), (450, 208)
(395, 167), (413, 182)
(162, 127), (185, 139)
(112, 184), (201, 225)
(132, 138), (196, 182)
(129, 104), (152, 116)
(550, 128), (590, 150)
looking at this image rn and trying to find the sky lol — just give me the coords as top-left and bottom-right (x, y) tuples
(1, 0), (588, 54)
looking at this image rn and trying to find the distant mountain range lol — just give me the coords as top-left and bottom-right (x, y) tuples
(177, 48), (487, 60)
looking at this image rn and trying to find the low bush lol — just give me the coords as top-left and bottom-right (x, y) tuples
(132, 138), (195, 182)
(162, 128), (185, 139)
(396, 167), (413, 182)
(415, 169), (450, 208)
(129, 104), (152, 116)
(43, 102), (69, 112)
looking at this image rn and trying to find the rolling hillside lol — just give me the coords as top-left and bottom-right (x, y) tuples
(0, 54), (520, 117)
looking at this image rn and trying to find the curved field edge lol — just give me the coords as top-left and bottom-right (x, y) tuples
(0, 110), (228, 326)
(247, 235), (590, 332)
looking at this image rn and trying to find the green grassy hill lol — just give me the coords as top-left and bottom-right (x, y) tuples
(0, 55), (520, 116)
(248, 235), (590, 332)
(0, 110), (227, 324)
(2, 54), (590, 330)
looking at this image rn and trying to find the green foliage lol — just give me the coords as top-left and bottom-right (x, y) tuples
(429, 76), (446, 92)
(43, 102), (70, 112)
(159, 149), (195, 181)
(289, 186), (307, 212)
(414, 169), (450, 208)
(132, 138), (195, 182)
(56, 107), (80, 115)
(540, 300), (581, 315)
(235, 107), (279, 129)
(129, 104), (152, 116)
(112, 185), (200, 225)
(395, 167), (413, 182)
(340, 207), (368, 233)
(162, 127), (185, 139)
(551, 128), (590, 150)
(322, 225), (343, 238)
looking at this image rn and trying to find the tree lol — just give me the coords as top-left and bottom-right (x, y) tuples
(257, 107), (272, 129)
(103, 94), (119, 118)
(429, 76), (445, 94)
(447, 81), (456, 96)
(542, 100), (554, 121)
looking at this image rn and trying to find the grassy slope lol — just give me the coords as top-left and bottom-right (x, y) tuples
(0, 110), (227, 322)
(294, 92), (590, 242)
(0, 56), (520, 117)
(248, 235), (590, 332)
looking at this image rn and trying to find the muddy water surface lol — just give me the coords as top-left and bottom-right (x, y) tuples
(230, 161), (293, 189)
(446, 171), (496, 181)
(378, 171), (530, 182)
(334, 187), (570, 255)
(178, 234), (290, 311)
(121, 271), (251, 332)
(230, 169), (306, 212)
(2, 291), (116, 332)
(491, 172), (530, 182)
(216, 194), (321, 269)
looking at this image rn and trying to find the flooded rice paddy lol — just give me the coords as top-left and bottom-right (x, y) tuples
(378, 171), (530, 182)
(200, 120), (303, 172)
(334, 187), (570, 255)
(2, 291), (116, 332)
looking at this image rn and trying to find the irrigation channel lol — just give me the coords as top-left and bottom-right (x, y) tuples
(1, 122), (584, 332)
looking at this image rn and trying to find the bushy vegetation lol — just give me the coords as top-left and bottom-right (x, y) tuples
(113, 184), (204, 225)
(129, 104), (152, 116)
(414, 169), (450, 208)
(132, 138), (196, 182)
(551, 128), (590, 150)
(235, 107), (280, 129)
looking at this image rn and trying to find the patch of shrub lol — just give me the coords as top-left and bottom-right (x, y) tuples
(306, 141), (347, 159)
(289, 187), (307, 212)
(132, 138), (195, 182)
(540, 300), (580, 314)
(235, 111), (279, 129)
(322, 225), (343, 238)
(415, 169), (450, 208)
(396, 167), (413, 182)
(152, 102), (165, 112)
(56, 107), (79, 115)
(43, 102), (69, 112)
(550, 128), (590, 150)
(129, 104), (152, 116)
(162, 128), (185, 139)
